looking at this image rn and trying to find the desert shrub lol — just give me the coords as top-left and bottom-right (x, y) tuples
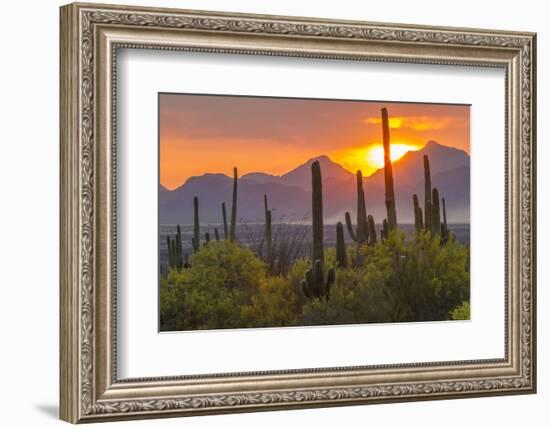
(160, 230), (470, 331)
(361, 230), (470, 322)
(160, 241), (266, 331)
(241, 275), (301, 327)
(300, 265), (395, 326)
(450, 301), (470, 320)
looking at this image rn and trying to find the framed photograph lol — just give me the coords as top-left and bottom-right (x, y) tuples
(60, 2), (537, 423)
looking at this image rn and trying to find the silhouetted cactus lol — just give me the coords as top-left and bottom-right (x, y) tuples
(204, 231), (210, 246)
(221, 202), (228, 240)
(214, 228), (220, 241)
(230, 167), (238, 241)
(382, 218), (389, 241)
(301, 161), (335, 301)
(264, 194), (273, 264)
(423, 155), (432, 231)
(367, 215), (377, 245)
(311, 161), (324, 265)
(413, 194), (423, 233)
(381, 108), (398, 231)
(183, 253), (191, 269)
(344, 170), (369, 243)
(166, 225), (183, 269)
(425, 200), (433, 234)
(335, 222), (347, 268)
(191, 196), (200, 253)
(432, 188), (441, 236)
(301, 260), (336, 301)
(441, 197), (449, 243)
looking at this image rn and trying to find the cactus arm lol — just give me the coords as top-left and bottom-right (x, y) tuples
(344, 211), (357, 241)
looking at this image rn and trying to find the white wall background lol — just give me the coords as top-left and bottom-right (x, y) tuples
(0, 0), (545, 425)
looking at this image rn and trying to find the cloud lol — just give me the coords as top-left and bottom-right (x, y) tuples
(362, 115), (462, 131)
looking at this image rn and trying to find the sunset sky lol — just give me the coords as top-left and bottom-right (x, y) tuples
(160, 94), (470, 190)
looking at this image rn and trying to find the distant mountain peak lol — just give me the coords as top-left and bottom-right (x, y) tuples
(307, 154), (332, 163)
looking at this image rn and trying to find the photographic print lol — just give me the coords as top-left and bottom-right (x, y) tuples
(159, 94), (471, 332)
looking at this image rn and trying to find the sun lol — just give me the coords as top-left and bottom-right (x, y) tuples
(366, 143), (420, 169)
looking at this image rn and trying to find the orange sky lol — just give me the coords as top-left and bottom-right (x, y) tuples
(160, 94), (470, 190)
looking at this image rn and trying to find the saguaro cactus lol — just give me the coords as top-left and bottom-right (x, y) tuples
(221, 202), (228, 240)
(381, 108), (398, 231)
(423, 155), (432, 231)
(382, 218), (389, 241)
(413, 194), (423, 233)
(432, 188), (441, 236)
(311, 160), (324, 265)
(166, 225), (183, 269)
(191, 196), (200, 253)
(183, 253), (191, 269)
(335, 222), (347, 268)
(441, 197), (449, 242)
(301, 260), (336, 301)
(367, 215), (377, 245)
(264, 194), (273, 263)
(344, 170), (369, 243)
(214, 228), (220, 241)
(301, 161), (335, 300)
(229, 167), (238, 241)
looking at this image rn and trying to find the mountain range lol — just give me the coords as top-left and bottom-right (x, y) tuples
(159, 140), (470, 225)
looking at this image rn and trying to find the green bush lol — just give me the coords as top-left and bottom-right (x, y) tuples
(450, 301), (470, 320)
(160, 241), (266, 331)
(160, 230), (470, 330)
(242, 275), (301, 328)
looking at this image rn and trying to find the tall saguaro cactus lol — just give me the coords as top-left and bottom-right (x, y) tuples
(264, 194), (273, 264)
(441, 197), (449, 242)
(335, 222), (347, 268)
(432, 187), (441, 236)
(381, 108), (398, 231)
(192, 196), (200, 253)
(301, 161), (335, 300)
(167, 225), (184, 270)
(413, 194), (423, 233)
(229, 167), (238, 241)
(382, 218), (389, 241)
(311, 160), (324, 265)
(344, 170), (369, 243)
(423, 155), (432, 232)
(367, 215), (377, 246)
(221, 202), (228, 240)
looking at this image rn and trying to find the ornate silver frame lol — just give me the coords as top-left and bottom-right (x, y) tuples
(60, 2), (537, 423)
